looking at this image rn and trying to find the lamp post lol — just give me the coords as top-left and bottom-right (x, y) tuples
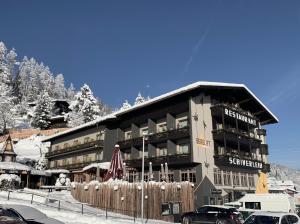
(141, 133), (145, 224)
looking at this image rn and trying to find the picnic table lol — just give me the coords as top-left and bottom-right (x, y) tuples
(40, 185), (71, 192)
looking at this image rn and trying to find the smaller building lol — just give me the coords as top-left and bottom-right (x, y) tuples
(0, 135), (50, 188)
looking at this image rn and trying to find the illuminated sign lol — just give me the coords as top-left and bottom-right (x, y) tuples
(224, 108), (257, 126)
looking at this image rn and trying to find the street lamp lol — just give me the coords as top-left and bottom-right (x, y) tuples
(141, 131), (150, 224)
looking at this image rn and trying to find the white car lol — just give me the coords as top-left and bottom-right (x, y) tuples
(244, 211), (300, 224)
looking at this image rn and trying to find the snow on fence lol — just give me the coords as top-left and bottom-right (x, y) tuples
(71, 181), (195, 222)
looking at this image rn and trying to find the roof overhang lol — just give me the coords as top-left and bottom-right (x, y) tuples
(42, 81), (278, 142)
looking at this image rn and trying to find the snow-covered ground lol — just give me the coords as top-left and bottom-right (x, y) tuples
(0, 189), (173, 224)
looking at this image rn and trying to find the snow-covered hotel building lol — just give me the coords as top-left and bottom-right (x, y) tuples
(43, 82), (278, 206)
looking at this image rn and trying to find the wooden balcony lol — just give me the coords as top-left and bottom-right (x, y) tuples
(124, 153), (191, 168)
(51, 160), (102, 171)
(118, 127), (190, 149)
(46, 140), (104, 158)
(261, 144), (269, 155)
(212, 128), (261, 147)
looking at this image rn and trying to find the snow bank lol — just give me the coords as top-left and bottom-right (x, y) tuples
(0, 174), (21, 183)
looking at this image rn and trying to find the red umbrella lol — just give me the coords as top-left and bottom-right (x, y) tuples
(104, 145), (125, 181)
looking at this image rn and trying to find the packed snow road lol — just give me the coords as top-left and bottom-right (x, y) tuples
(0, 189), (172, 224)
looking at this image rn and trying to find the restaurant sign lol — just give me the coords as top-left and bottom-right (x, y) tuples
(229, 157), (263, 169)
(224, 108), (257, 126)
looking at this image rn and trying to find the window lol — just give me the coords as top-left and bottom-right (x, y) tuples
(180, 169), (196, 183)
(123, 151), (131, 160)
(125, 131), (132, 140)
(140, 127), (148, 136)
(177, 143), (189, 154)
(54, 161), (58, 167)
(55, 145), (60, 151)
(214, 169), (222, 185)
(248, 174), (255, 187)
(157, 147), (168, 157)
(139, 149), (148, 158)
(287, 215), (299, 224)
(98, 150), (103, 160)
(62, 159), (67, 165)
(128, 172), (139, 183)
(84, 137), (90, 143)
(233, 172), (240, 186)
(97, 132), (105, 140)
(63, 143), (69, 148)
(143, 173), (149, 182)
(177, 117), (188, 129)
(223, 171), (231, 186)
(245, 202), (261, 210)
(72, 157), (77, 164)
(73, 140), (79, 146)
(167, 172), (174, 182)
(83, 155), (88, 162)
(157, 122), (167, 133)
(241, 173), (248, 187)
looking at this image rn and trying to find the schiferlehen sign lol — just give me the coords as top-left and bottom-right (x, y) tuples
(229, 157), (263, 169)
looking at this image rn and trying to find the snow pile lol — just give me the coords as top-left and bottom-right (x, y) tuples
(0, 174), (21, 190)
(45, 169), (69, 174)
(82, 162), (110, 171)
(55, 173), (71, 187)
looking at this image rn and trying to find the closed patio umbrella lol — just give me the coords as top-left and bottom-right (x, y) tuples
(104, 145), (125, 181)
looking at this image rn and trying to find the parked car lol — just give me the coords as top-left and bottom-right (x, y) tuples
(181, 205), (244, 224)
(244, 211), (300, 224)
(1, 204), (64, 224)
(0, 207), (26, 224)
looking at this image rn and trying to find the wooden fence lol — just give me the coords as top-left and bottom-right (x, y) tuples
(71, 181), (195, 222)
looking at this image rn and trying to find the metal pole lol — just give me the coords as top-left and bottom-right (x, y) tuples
(141, 135), (145, 224)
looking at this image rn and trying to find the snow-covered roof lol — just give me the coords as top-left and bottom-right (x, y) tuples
(45, 169), (70, 174)
(82, 162), (111, 172)
(30, 169), (51, 176)
(42, 81), (279, 142)
(0, 162), (31, 171)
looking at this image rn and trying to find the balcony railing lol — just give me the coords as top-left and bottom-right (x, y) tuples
(256, 128), (266, 136)
(212, 128), (261, 145)
(50, 160), (102, 170)
(124, 153), (191, 168)
(261, 144), (269, 155)
(118, 126), (190, 148)
(46, 140), (104, 158)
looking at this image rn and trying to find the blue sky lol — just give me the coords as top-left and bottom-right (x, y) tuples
(1, 0), (300, 168)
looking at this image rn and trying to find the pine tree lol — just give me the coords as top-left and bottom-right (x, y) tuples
(0, 42), (10, 86)
(0, 83), (14, 134)
(120, 100), (131, 110)
(67, 84), (101, 127)
(6, 48), (17, 85)
(31, 92), (52, 130)
(67, 83), (76, 100)
(134, 92), (145, 105)
(54, 74), (66, 99)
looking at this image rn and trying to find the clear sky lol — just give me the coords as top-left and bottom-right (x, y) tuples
(0, 0), (299, 168)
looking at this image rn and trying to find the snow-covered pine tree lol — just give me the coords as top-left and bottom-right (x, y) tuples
(67, 84), (101, 127)
(120, 100), (131, 110)
(134, 92), (145, 105)
(31, 92), (52, 130)
(6, 48), (17, 85)
(0, 42), (10, 86)
(0, 83), (15, 134)
(54, 74), (66, 99)
(66, 83), (76, 100)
